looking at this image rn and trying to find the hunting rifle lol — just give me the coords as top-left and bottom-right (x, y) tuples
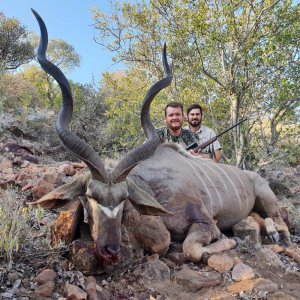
(185, 118), (247, 152)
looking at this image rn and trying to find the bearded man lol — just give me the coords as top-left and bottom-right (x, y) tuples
(185, 103), (222, 162)
(156, 102), (199, 148)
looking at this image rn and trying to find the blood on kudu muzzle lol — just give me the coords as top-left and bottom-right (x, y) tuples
(83, 195), (125, 262)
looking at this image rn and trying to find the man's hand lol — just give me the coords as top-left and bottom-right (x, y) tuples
(189, 150), (210, 159)
(190, 149), (222, 162)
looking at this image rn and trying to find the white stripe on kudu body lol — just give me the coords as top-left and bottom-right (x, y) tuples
(198, 159), (243, 211)
(221, 164), (253, 212)
(182, 157), (216, 213)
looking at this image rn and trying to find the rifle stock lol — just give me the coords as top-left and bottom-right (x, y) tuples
(185, 118), (247, 152)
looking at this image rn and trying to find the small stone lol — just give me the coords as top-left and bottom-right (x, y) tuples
(64, 283), (87, 300)
(35, 281), (55, 297)
(21, 161), (30, 168)
(167, 252), (188, 265)
(1, 292), (13, 298)
(35, 269), (57, 285)
(285, 246), (300, 264)
(7, 271), (23, 283)
(232, 256), (243, 266)
(61, 259), (70, 271)
(207, 253), (234, 273)
(59, 163), (76, 176)
(86, 276), (105, 300)
(231, 263), (255, 282)
(264, 244), (284, 253)
(0, 160), (13, 171)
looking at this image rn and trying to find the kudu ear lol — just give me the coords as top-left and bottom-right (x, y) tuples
(126, 177), (172, 216)
(29, 174), (90, 209)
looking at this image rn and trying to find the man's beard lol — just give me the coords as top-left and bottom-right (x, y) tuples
(188, 119), (201, 128)
(169, 121), (182, 130)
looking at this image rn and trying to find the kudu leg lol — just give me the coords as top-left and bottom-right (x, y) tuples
(267, 217), (291, 246)
(251, 174), (292, 245)
(183, 221), (224, 262)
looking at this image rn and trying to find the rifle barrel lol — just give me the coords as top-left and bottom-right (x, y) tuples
(185, 118), (247, 152)
(214, 118), (247, 139)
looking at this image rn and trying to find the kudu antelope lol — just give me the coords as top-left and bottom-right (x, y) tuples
(31, 9), (291, 266)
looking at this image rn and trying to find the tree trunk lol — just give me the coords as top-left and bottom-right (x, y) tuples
(230, 94), (243, 166)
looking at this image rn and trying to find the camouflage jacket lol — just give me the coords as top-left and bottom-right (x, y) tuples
(156, 127), (200, 148)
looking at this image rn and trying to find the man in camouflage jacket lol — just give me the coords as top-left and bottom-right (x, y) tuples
(156, 102), (199, 148)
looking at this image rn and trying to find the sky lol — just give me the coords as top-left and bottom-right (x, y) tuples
(1, 0), (123, 84)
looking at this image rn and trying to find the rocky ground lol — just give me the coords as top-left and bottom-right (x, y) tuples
(0, 134), (300, 300)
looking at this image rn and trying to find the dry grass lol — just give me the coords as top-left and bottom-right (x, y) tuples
(0, 186), (65, 270)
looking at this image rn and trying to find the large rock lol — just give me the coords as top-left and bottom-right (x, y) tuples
(175, 268), (221, 292)
(69, 225), (135, 275)
(133, 254), (170, 282)
(132, 215), (171, 254)
(255, 247), (285, 268)
(226, 278), (278, 294)
(1, 141), (39, 164)
(233, 216), (261, 248)
(51, 200), (83, 245)
(123, 202), (170, 255)
(32, 172), (64, 201)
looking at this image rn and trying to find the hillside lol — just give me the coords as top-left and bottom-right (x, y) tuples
(0, 114), (299, 300)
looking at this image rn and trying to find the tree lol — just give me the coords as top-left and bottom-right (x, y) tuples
(0, 72), (40, 112)
(100, 68), (170, 152)
(68, 81), (110, 156)
(30, 35), (81, 73)
(92, 0), (300, 166)
(0, 12), (34, 70)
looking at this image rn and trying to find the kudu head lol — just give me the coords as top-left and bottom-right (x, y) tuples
(31, 9), (172, 263)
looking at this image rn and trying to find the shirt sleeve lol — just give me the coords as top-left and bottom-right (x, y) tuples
(201, 128), (222, 153)
(212, 139), (222, 150)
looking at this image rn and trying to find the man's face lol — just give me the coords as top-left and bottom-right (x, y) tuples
(165, 106), (184, 131)
(188, 108), (202, 128)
